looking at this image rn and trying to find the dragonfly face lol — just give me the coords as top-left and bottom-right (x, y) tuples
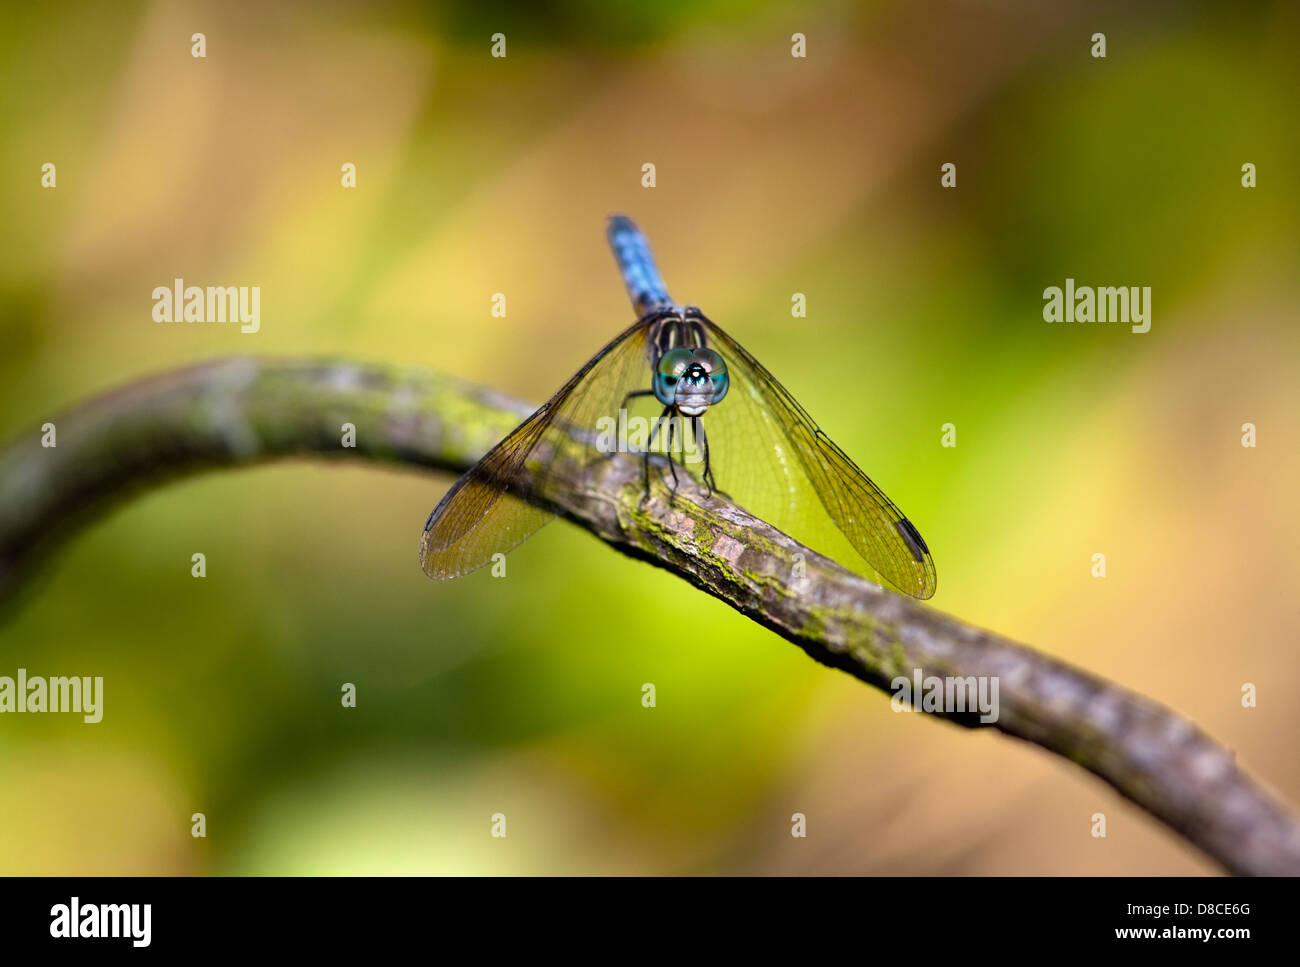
(419, 215), (937, 599)
(652, 342), (730, 415)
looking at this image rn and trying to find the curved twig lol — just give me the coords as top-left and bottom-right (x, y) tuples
(2, 356), (1297, 875)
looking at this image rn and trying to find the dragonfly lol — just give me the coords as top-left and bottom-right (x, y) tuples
(420, 216), (937, 599)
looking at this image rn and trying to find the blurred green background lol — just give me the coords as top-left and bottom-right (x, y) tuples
(1, 0), (1297, 874)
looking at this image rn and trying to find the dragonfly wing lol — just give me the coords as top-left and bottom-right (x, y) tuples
(419, 405), (555, 580)
(700, 318), (937, 599)
(420, 316), (654, 579)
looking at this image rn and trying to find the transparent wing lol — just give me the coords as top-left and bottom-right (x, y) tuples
(420, 317), (654, 579)
(695, 317), (937, 599)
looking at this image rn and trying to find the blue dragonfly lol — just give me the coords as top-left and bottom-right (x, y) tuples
(420, 216), (936, 598)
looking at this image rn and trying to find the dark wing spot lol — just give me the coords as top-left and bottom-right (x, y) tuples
(895, 518), (929, 561)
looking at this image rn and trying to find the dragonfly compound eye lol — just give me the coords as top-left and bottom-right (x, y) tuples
(654, 347), (695, 405)
(672, 349), (729, 416)
(693, 348), (729, 404)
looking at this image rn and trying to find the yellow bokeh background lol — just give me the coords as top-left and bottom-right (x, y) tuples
(1, 0), (1297, 873)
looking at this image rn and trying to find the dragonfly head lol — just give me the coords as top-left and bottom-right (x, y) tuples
(654, 347), (730, 416)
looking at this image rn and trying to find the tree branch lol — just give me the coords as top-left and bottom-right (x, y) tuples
(3, 356), (1297, 875)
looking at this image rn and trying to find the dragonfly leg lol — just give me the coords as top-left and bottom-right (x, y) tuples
(641, 415), (661, 508)
(619, 387), (655, 409)
(665, 412), (680, 497)
(640, 459), (653, 508)
(693, 417), (714, 497)
(695, 417), (727, 499)
(614, 388), (657, 466)
(640, 404), (675, 509)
